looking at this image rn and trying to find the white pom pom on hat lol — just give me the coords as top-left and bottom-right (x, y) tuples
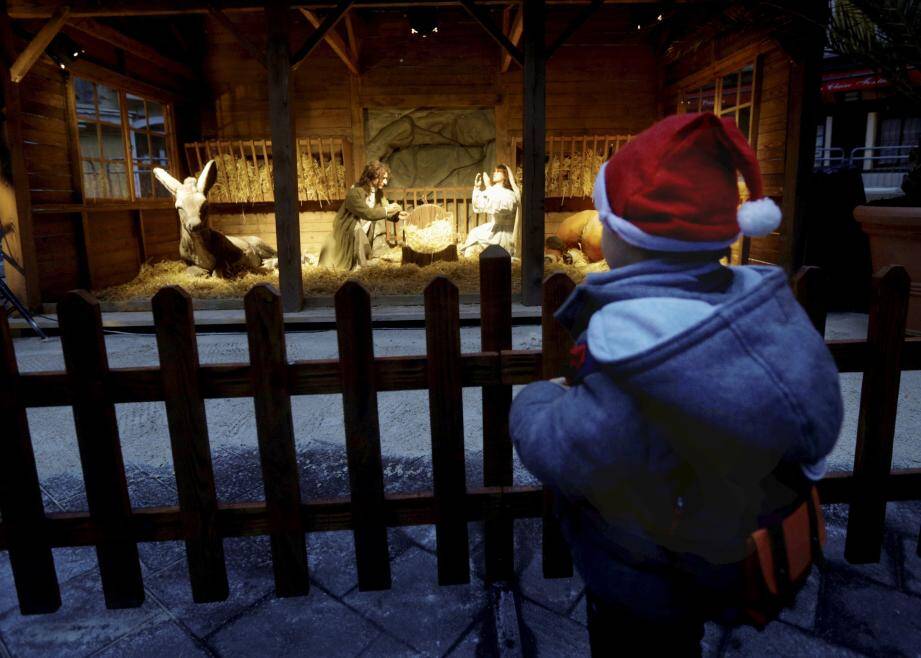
(737, 197), (782, 237)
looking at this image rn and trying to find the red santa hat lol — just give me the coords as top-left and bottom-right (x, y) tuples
(593, 112), (782, 252)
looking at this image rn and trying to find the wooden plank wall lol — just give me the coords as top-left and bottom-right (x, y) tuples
(17, 60), (84, 299)
(665, 36), (793, 266)
(15, 30), (188, 300)
(502, 8), (658, 142)
(204, 14), (352, 140)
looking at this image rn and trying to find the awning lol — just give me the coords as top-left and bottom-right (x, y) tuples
(821, 68), (921, 95)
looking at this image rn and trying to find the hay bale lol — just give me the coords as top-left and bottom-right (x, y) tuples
(95, 257), (597, 301)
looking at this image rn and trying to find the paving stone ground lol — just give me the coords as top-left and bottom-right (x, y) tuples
(1, 312), (920, 656)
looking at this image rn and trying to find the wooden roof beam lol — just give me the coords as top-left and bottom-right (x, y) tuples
(460, 0), (522, 67)
(8, 5), (69, 83)
(66, 18), (197, 80)
(290, 0), (352, 72)
(500, 3), (522, 72)
(208, 6), (267, 69)
(299, 7), (359, 75)
(344, 11), (359, 63)
(9, 1), (688, 19)
(546, 0), (602, 58)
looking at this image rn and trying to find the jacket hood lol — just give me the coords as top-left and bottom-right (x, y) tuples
(556, 259), (842, 471)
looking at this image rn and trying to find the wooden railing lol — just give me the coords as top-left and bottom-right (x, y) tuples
(512, 134), (633, 199)
(0, 256), (919, 616)
(183, 138), (351, 205)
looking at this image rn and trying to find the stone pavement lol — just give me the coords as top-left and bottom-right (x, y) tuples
(1, 312), (920, 656)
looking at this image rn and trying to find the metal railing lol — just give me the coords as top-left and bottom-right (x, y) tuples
(815, 145), (913, 172)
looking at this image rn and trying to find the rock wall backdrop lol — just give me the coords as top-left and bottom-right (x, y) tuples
(365, 108), (496, 189)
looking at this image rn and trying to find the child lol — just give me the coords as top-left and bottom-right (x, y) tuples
(509, 113), (843, 656)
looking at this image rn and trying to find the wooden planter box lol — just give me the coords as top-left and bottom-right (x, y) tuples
(855, 204), (921, 334)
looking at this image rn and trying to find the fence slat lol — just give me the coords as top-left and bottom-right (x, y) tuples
(425, 276), (470, 585)
(0, 312), (61, 614)
(540, 273), (575, 578)
(846, 266), (910, 563)
(335, 281), (392, 591)
(152, 287), (229, 603)
(479, 246), (514, 582)
(244, 284), (309, 596)
(58, 291), (145, 608)
(793, 266), (828, 336)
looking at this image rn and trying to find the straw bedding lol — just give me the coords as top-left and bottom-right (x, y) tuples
(96, 257), (607, 301)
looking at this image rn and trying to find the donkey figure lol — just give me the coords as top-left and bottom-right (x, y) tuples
(153, 160), (277, 277)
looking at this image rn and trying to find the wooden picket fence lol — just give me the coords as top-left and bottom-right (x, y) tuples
(0, 253), (919, 617)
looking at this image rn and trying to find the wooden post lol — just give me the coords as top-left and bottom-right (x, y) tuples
(479, 246), (514, 581)
(520, 0), (545, 306)
(152, 287), (229, 603)
(845, 266), (910, 564)
(540, 272), (575, 578)
(0, 0), (41, 309)
(0, 311), (60, 614)
(425, 276), (471, 586)
(58, 291), (145, 609)
(265, 0), (304, 312)
(335, 281), (392, 591)
(780, 3), (828, 274)
(244, 284), (310, 596)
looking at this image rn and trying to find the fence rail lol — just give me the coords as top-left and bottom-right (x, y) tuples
(183, 138), (351, 205)
(0, 255), (919, 616)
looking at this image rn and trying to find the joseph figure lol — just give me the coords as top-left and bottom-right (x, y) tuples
(319, 160), (406, 270)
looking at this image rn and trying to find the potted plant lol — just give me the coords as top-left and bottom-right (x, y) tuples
(828, 0), (921, 333)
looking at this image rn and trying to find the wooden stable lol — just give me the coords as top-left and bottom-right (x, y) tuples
(1, 0), (826, 310)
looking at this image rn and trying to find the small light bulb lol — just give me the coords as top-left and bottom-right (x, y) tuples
(411, 28), (418, 34)
(432, 27), (438, 33)
(657, 14), (663, 21)
(59, 63), (66, 69)
(636, 24), (641, 30)
(73, 51), (79, 57)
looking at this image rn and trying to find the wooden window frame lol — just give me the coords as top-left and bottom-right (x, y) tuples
(677, 57), (763, 145)
(70, 75), (178, 204)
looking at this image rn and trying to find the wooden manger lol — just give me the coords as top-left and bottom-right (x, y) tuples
(399, 204), (459, 267)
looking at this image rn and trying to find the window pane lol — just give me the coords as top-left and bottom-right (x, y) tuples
(74, 79), (96, 117)
(126, 94), (146, 130)
(146, 101), (165, 132)
(721, 73), (738, 111)
(134, 168), (153, 197)
(133, 131), (151, 161)
(82, 160), (102, 198)
(150, 134), (168, 160)
(154, 176), (171, 198)
(700, 83), (716, 112)
(78, 121), (100, 158)
(106, 161), (129, 198)
(738, 106), (752, 141)
(739, 66), (754, 106)
(101, 124), (125, 160)
(96, 84), (121, 123)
